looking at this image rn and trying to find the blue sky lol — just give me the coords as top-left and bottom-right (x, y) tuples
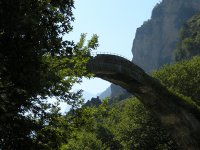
(67, 0), (161, 96)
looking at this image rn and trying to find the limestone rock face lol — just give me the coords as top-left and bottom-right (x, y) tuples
(110, 84), (130, 102)
(110, 84), (125, 98)
(99, 86), (111, 100)
(132, 0), (200, 72)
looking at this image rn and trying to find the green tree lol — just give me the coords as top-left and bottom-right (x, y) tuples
(106, 99), (175, 149)
(0, 0), (98, 149)
(63, 97), (175, 150)
(153, 56), (200, 106)
(61, 131), (104, 150)
(175, 13), (200, 61)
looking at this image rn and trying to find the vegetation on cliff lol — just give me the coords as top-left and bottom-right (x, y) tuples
(175, 13), (200, 61)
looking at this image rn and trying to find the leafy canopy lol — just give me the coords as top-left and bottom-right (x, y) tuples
(0, 0), (98, 149)
(153, 56), (200, 106)
(61, 98), (175, 150)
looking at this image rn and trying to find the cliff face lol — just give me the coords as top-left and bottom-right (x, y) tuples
(110, 84), (125, 98)
(132, 0), (200, 72)
(110, 84), (131, 103)
(99, 86), (111, 100)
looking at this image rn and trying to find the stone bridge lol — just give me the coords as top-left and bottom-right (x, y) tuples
(87, 54), (200, 150)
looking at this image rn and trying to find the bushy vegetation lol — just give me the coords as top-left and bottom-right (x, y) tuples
(61, 98), (176, 150)
(175, 13), (200, 61)
(153, 56), (200, 106)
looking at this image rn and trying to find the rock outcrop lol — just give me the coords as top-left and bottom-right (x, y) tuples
(132, 0), (200, 72)
(84, 96), (101, 107)
(99, 86), (111, 100)
(110, 84), (131, 103)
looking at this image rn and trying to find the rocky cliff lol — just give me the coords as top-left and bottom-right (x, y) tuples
(99, 86), (111, 100)
(132, 0), (200, 72)
(110, 84), (131, 102)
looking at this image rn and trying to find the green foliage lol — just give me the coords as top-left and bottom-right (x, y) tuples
(175, 13), (200, 61)
(152, 56), (200, 106)
(34, 104), (70, 150)
(0, 0), (99, 149)
(61, 131), (104, 150)
(107, 99), (175, 149)
(61, 98), (175, 150)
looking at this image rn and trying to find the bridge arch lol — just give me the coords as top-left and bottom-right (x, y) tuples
(87, 54), (200, 149)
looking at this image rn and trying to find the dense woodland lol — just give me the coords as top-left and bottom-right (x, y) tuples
(1, 0), (200, 149)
